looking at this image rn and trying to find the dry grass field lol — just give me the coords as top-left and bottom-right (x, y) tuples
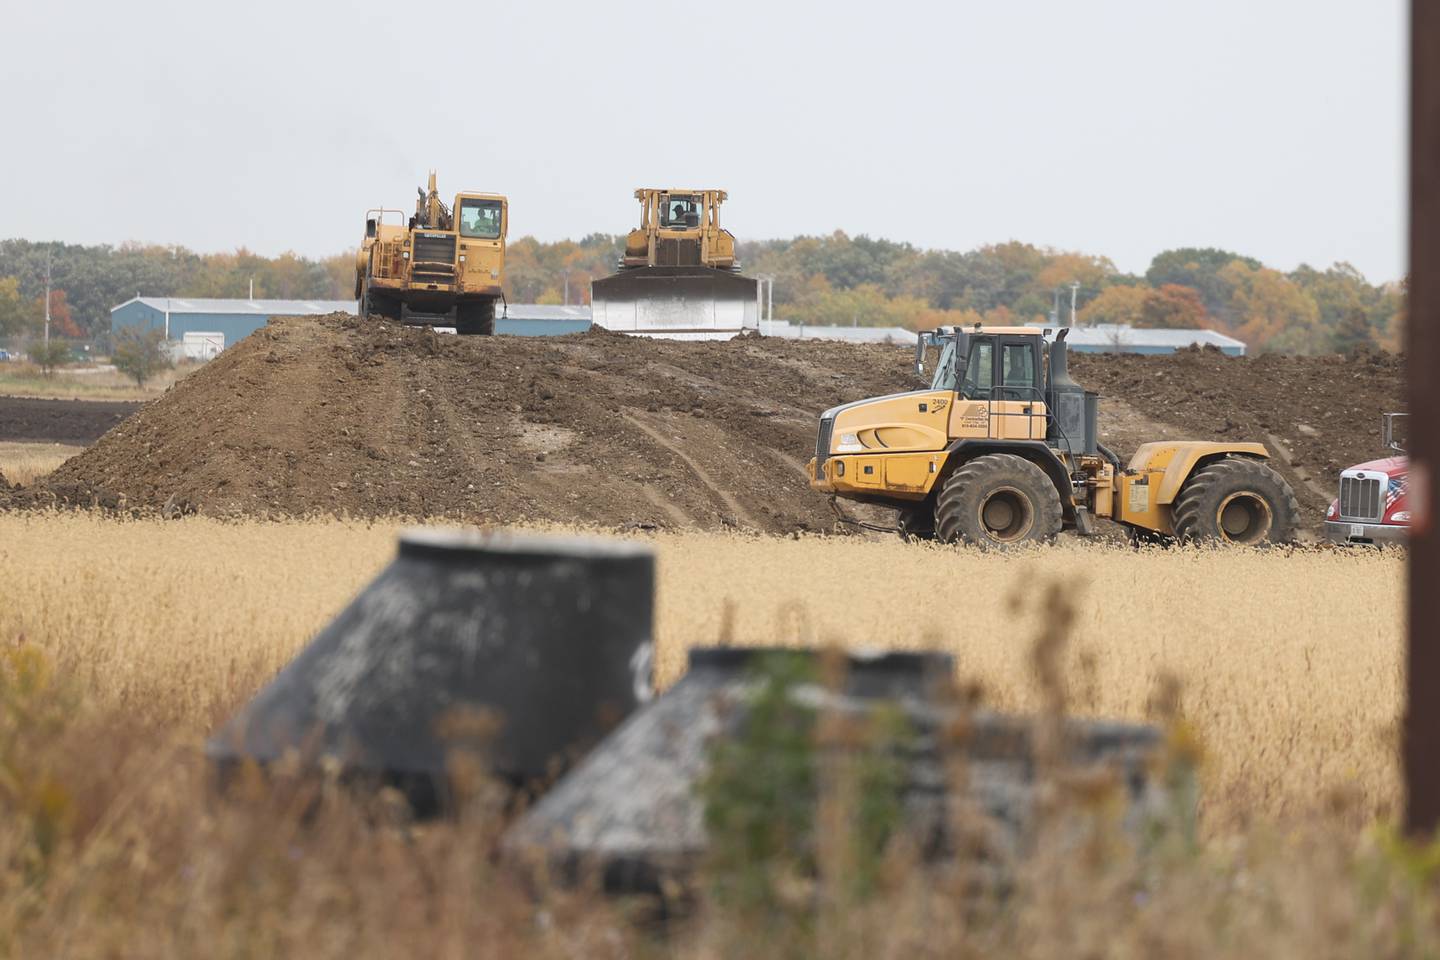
(0, 361), (187, 401)
(0, 441), (84, 486)
(0, 512), (1403, 826)
(0, 511), (1420, 955)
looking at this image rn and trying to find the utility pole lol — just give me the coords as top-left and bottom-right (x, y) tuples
(43, 251), (52, 347)
(1050, 288), (1061, 326)
(1407, 0), (1440, 835)
(1069, 281), (1080, 327)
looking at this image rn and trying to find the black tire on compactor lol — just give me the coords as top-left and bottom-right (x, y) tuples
(934, 453), (1064, 547)
(1171, 456), (1300, 545)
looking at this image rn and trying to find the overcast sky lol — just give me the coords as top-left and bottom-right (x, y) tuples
(2, 0), (1406, 282)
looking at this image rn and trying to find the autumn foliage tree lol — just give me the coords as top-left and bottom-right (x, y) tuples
(1078, 285), (1147, 327)
(1138, 284), (1210, 329)
(44, 289), (81, 338)
(1218, 262), (1321, 352)
(0, 236), (1408, 354)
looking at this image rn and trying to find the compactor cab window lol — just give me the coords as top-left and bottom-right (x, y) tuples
(999, 342), (1037, 400)
(459, 199), (503, 239)
(660, 196), (701, 228)
(961, 342), (994, 399)
(930, 341), (958, 391)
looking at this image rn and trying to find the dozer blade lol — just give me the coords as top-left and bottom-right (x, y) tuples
(591, 266), (759, 340)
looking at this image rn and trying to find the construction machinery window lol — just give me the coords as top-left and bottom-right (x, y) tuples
(999, 341), (1038, 400)
(659, 196), (701, 228)
(460, 200), (503, 239)
(961, 342), (994, 399)
(931, 341), (959, 391)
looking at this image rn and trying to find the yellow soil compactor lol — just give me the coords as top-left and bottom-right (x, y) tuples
(590, 189), (759, 339)
(809, 325), (1300, 546)
(355, 172), (507, 335)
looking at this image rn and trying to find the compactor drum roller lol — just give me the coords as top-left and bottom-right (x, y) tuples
(808, 325), (1300, 547)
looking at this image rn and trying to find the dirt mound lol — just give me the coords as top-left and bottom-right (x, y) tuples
(34, 315), (911, 532)
(1073, 346), (1405, 520)
(0, 396), (142, 444)
(22, 318), (1402, 534)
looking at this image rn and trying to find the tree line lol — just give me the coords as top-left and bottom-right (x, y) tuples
(0, 234), (1405, 353)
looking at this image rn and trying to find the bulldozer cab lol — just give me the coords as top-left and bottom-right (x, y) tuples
(590, 187), (756, 338)
(644, 189), (722, 233)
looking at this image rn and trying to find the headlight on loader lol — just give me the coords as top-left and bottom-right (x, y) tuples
(836, 432), (863, 453)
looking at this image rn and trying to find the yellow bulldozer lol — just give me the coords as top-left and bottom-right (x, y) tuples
(809, 325), (1301, 546)
(590, 188), (759, 339)
(355, 172), (507, 335)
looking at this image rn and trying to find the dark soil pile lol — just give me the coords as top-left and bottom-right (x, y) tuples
(0, 396), (142, 444)
(31, 315), (911, 532)
(1073, 346), (1405, 519)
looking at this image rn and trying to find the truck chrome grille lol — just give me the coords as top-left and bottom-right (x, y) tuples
(1339, 475), (1383, 522)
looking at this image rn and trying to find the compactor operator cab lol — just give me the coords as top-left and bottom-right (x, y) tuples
(916, 327), (1097, 456)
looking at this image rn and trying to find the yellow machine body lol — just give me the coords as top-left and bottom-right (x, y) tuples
(590, 188), (758, 339)
(355, 172), (508, 332)
(619, 188), (738, 269)
(807, 325), (1278, 539)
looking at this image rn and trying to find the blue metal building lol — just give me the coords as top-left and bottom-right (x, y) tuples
(496, 304), (592, 336)
(110, 298), (595, 352)
(110, 297), (356, 353)
(1058, 324), (1247, 356)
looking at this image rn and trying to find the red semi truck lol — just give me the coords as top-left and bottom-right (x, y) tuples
(1324, 413), (1409, 545)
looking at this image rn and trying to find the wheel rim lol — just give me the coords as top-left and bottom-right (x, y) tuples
(1216, 492), (1273, 544)
(978, 487), (1034, 542)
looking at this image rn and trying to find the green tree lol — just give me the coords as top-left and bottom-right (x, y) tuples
(1331, 306), (1375, 354)
(0, 277), (39, 338)
(29, 340), (70, 377)
(1146, 247), (1261, 324)
(111, 327), (172, 387)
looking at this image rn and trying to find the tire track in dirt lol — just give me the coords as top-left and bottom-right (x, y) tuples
(621, 412), (761, 530)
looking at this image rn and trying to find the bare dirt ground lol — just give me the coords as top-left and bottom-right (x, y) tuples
(27, 315), (911, 533)
(8, 318), (1404, 534)
(0, 396), (142, 444)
